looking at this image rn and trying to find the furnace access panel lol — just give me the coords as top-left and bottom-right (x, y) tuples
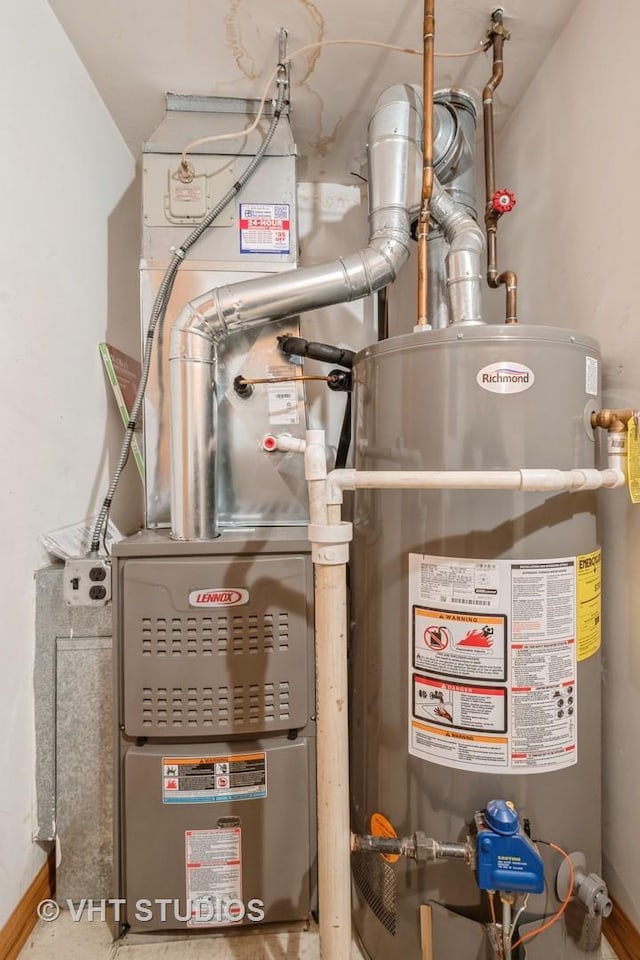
(113, 531), (316, 934)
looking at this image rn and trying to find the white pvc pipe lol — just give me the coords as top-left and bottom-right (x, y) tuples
(304, 432), (352, 960)
(275, 434), (307, 453)
(327, 466), (626, 503)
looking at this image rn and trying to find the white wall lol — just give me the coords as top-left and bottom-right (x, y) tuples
(0, 0), (135, 926)
(494, 0), (640, 926)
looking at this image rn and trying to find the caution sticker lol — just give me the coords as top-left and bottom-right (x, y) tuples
(163, 753), (266, 804)
(627, 416), (640, 503)
(408, 553), (578, 775)
(576, 549), (601, 661)
(413, 607), (507, 682)
(370, 813), (400, 864)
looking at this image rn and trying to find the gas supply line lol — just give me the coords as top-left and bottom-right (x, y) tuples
(483, 8), (518, 325)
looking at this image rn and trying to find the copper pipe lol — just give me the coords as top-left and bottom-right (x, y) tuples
(417, 0), (435, 328)
(482, 9), (518, 324)
(500, 269), (518, 324)
(237, 374), (330, 385)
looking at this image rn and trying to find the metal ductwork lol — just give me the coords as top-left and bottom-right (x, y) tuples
(429, 177), (485, 325)
(169, 83), (482, 540)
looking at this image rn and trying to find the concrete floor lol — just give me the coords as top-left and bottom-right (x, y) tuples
(20, 913), (366, 959)
(19, 912), (620, 959)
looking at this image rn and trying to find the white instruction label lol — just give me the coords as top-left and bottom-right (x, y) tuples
(185, 827), (242, 927)
(409, 553), (579, 774)
(265, 364), (300, 426)
(585, 356), (599, 396)
(163, 753), (267, 804)
(239, 202), (290, 254)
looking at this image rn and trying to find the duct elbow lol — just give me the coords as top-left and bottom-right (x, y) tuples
(170, 291), (229, 359)
(429, 177), (484, 324)
(451, 220), (485, 257)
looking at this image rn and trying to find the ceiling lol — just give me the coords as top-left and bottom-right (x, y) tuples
(49, 0), (580, 181)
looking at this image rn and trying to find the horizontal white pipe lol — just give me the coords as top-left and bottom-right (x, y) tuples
(269, 434), (307, 453)
(327, 467), (626, 503)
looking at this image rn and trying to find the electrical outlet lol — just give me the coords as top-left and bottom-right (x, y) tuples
(64, 557), (112, 607)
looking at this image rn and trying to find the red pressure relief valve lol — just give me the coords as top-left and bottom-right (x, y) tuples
(492, 189), (516, 214)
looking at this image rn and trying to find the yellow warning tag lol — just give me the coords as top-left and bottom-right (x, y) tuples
(576, 549), (601, 662)
(627, 416), (640, 503)
(371, 813), (400, 864)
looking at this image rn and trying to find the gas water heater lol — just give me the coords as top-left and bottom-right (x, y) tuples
(350, 325), (608, 958)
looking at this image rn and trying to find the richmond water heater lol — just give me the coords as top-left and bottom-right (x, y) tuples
(350, 324), (604, 959)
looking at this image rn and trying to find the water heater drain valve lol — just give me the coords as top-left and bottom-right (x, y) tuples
(475, 800), (545, 894)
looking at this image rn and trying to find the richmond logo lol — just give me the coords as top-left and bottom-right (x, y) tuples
(188, 588), (249, 607)
(476, 361), (535, 394)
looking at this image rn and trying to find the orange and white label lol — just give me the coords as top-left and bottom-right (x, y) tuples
(371, 813), (400, 864)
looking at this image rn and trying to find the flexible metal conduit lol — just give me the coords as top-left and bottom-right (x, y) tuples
(169, 83), (423, 539)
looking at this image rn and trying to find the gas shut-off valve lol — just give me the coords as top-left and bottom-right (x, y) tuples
(352, 799), (545, 893)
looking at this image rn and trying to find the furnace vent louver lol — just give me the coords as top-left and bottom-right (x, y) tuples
(140, 612), (290, 658)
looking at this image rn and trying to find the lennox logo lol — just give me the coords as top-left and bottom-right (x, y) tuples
(189, 589), (249, 607)
(477, 361), (535, 394)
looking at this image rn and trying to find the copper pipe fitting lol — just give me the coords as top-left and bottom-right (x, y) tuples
(591, 409), (637, 432)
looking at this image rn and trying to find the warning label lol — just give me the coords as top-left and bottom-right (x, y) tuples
(413, 606), (507, 681)
(576, 549), (601, 661)
(163, 753), (266, 804)
(413, 675), (507, 733)
(628, 415), (640, 504)
(185, 827), (242, 927)
(412, 720), (508, 768)
(408, 552), (583, 775)
(239, 202), (290, 254)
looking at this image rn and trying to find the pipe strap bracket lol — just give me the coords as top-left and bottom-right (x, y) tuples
(308, 521), (353, 566)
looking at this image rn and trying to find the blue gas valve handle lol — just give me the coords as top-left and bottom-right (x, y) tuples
(476, 800), (545, 894)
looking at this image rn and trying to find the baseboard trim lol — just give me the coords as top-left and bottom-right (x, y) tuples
(0, 853), (54, 960)
(604, 899), (640, 960)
